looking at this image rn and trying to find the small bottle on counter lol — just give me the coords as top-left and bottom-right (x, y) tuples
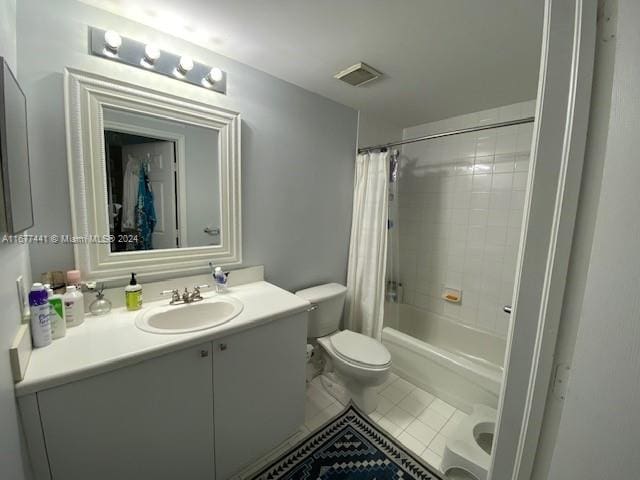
(29, 283), (52, 348)
(64, 285), (85, 327)
(45, 283), (66, 339)
(66, 269), (82, 288)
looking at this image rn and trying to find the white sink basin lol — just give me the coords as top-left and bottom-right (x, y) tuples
(135, 296), (244, 334)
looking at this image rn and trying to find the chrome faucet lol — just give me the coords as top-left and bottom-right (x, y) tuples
(161, 284), (210, 305)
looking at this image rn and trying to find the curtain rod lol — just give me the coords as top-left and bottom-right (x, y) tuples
(358, 116), (535, 154)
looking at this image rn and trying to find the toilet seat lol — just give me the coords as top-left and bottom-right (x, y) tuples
(329, 330), (391, 369)
(441, 404), (497, 480)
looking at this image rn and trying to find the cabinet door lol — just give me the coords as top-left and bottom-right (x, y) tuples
(213, 313), (306, 479)
(38, 343), (215, 480)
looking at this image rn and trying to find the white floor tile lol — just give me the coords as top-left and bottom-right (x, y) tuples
(450, 410), (469, 424)
(440, 415), (464, 438)
(305, 405), (336, 431)
(429, 398), (456, 419)
(323, 402), (344, 418)
(376, 416), (404, 437)
(377, 372), (399, 391)
(368, 411), (383, 423)
(397, 431), (427, 456)
(405, 419), (438, 446)
(406, 388), (435, 406)
(375, 395), (396, 415)
(305, 383), (335, 410)
(304, 412), (328, 432)
(384, 405), (415, 430)
(417, 407), (449, 431)
(379, 382), (412, 403)
(392, 377), (416, 395)
(304, 399), (321, 422)
(420, 449), (443, 473)
(398, 394), (430, 417)
(304, 371), (473, 476)
(428, 433), (448, 456)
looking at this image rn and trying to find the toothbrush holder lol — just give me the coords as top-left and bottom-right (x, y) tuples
(214, 273), (229, 293)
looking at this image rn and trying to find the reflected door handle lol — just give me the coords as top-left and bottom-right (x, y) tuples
(503, 305), (513, 314)
(203, 227), (220, 235)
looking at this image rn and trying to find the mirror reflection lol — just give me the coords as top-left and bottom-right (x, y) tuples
(103, 107), (220, 252)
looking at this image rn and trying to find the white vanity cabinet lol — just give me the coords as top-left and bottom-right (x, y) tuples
(35, 342), (216, 480)
(20, 312), (307, 480)
(212, 313), (306, 479)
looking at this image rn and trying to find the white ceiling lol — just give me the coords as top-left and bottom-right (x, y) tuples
(79, 0), (544, 128)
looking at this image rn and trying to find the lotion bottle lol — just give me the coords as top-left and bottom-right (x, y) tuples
(64, 285), (85, 327)
(45, 284), (66, 339)
(29, 283), (52, 348)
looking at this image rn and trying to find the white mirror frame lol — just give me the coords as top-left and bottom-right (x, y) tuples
(64, 68), (241, 282)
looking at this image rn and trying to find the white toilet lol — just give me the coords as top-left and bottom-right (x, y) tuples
(295, 283), (392, 414)
(441, 404), (497, 480)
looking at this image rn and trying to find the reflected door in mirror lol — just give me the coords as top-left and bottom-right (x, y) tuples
(105, 132), (178, 251)
(103, 106), (222, 252)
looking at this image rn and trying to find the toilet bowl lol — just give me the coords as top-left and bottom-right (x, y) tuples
(317, 329), (391, 413)
(441, 404), (497, 480)
(295, 283), (392, 414)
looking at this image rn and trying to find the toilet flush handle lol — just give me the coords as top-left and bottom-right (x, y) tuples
(307, 303), (319, 312)
(503, 305), (513, 314)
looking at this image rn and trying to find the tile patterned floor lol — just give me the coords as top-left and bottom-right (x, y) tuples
(304, 373), (469, 473)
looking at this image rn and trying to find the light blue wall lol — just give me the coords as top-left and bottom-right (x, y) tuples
(18, 0), (357, 292)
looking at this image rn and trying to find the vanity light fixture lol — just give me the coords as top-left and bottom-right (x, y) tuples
(103, 30), (122, 56)
(206, 67), (224, 84)
(89, 27), (227, 94)
(175, 56), (194, 76)
(141, 44), (161, 67)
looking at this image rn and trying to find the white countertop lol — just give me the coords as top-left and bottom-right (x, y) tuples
(15, 281), (309, 397)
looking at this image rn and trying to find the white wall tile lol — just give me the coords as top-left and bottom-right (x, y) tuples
(397, 101), (534, 337)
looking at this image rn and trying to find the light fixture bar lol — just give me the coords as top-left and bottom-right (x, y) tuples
(89, 27), (227, 94)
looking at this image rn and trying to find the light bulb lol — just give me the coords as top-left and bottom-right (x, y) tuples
(176, 56), (194, 75)
(206, 67), (223, 84)
(142, 44), (161, 66)
(104, 30), (122, 53)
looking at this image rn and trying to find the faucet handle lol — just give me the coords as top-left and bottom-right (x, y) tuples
(192, 284), (210, 300)
(161, 288), (181, 304)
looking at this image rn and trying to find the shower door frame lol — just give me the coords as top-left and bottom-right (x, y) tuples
(490, 1), (597, 480)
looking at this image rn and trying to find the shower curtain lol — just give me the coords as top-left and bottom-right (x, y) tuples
(345, 151), (389, 340)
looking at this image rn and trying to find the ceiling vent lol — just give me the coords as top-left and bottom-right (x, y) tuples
(334, 62), (382, 87)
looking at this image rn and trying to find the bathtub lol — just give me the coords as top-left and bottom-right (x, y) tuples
(382, 303), (506, 412)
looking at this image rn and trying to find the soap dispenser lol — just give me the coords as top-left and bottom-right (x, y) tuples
(125, 273), (142, 311)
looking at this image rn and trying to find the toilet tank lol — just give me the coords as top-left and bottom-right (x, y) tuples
(295, 283), (347, 338)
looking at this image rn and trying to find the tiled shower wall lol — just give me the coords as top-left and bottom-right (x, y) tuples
(395, 101), (535, 337)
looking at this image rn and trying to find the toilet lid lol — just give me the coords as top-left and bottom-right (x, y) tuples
(330, 330), (391, 367)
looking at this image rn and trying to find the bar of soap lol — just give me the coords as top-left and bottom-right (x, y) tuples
(442, 287), (462, 303)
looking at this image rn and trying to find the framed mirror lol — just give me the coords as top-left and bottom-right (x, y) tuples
(65, 68), (241, 281)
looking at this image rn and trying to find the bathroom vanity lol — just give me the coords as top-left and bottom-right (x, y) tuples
(16, 281), (309, 480)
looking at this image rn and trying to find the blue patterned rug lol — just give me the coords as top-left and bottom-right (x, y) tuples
(251, 403), (443, 480)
